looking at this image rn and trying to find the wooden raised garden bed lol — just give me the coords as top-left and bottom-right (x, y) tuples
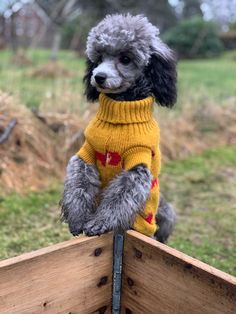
(0, 231), (235, 313)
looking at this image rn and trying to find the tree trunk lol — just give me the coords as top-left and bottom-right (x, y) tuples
(0, 15), (6, 48)
(50, 27), (62, 61)
(10, 13), (18, 53)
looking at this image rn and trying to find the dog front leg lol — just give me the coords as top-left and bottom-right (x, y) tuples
(83, 165), (151, 236)
(61, 155), (101, 236)
(154, 194), (177, 243)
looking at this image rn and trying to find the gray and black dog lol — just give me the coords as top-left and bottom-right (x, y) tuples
(61, 14), (177, 243)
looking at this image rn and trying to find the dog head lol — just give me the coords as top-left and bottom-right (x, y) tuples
(84, 14), (177, 107)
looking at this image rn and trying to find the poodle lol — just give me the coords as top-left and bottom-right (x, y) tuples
(61, 14), (177, 243)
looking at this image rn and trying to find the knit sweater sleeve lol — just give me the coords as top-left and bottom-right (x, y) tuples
(77, 140), (95, 164)
(123, 146), (152, 171)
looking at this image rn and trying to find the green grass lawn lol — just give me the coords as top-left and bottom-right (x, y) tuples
(0, 146), (235, 276)
(0, 49), (86, 110)
(0, 187), (70, 259)
(178, 52), (236, 105)
(164, 146), (236, 275)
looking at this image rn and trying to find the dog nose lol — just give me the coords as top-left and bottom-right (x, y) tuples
(95, 73), (107, 85)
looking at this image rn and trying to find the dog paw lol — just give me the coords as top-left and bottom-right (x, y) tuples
(68, 221), (84, 236)
(83, 219), (111, 236)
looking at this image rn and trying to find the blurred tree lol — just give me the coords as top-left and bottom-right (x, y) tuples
(164, 16), (223, 59)
(35, 0), (81, 59)
(200, 0), (236, 29)
(0, 0), (26, 53)
(79, 0), (115, 20)
(182, 0), (203, 18)
(62, 15), (94, 53)
(0, 14), (6, 47)
(114, 0), (178, 31)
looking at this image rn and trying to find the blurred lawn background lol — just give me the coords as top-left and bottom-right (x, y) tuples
(0, 0), (236, 277)
(0, 49), (236, 111)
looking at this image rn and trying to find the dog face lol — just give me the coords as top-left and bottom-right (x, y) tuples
(84, 14), (177, 107)
(90, 52), (144, 94)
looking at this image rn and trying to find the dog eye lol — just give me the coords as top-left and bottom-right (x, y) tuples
(119, 55), (131, 65)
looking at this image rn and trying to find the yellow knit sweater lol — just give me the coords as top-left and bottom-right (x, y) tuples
(77, 93), (161, 236)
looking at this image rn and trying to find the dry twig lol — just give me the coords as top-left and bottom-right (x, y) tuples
(0, 118), (17, 145)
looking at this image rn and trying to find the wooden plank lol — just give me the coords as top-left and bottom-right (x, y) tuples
(121, 230), (236, 314)
(0, 234), (113, 314)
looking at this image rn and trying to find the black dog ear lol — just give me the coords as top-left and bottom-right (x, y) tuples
(146, 53), (177, 107)
(83, 58), (99, 102)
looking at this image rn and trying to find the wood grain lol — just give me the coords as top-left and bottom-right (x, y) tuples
(0, 234), (113, 314)
(121, 230), (236, 314)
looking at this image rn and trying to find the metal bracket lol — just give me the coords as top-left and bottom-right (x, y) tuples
(112, 231), (124, 314)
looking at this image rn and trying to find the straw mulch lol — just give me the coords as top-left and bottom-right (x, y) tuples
(0, 92), (91, 192)
(160, 99), (236, 161)
(29, 61), (73, 79)
(11, 51), (32, 66)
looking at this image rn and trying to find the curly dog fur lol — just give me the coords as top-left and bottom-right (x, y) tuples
(61, 14), (177, 242)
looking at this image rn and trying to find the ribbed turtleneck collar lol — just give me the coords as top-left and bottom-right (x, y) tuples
(96, 93), (154, 124)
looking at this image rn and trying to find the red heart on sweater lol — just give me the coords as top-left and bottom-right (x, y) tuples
(95, 151), (121, 166)
(145, 213), (153, 224)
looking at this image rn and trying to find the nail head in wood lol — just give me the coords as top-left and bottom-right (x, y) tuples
(134, 248), (142, 259)
(127, 277), (134, 287)
(97, 276), (108, 287)
(184, 263), (193, 270)
(94, 247), (102, 256)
